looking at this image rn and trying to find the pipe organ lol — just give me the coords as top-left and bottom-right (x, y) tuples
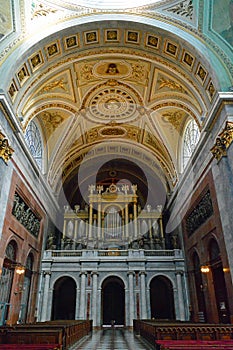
(62, 183), (164, 250)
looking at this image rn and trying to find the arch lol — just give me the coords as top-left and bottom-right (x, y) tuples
(51, 276), (76, 320)
(101, 276), (125, 326)
(192, 251), (207, 322)
(18, 253), (34, 324)
(150, 275), (175, 320)
(0, 240), (18, 325)
(208, 238), (230, 323)
(1, 17), (230, 92)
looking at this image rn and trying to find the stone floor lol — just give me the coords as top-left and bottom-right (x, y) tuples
(70, 328), (154, 349)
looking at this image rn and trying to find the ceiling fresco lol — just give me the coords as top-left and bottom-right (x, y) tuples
(0, 0), (232, 205)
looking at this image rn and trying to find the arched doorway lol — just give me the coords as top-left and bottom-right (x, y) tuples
(102, 276), (125, 326)
(150, 275), (175, 320)
(52, 277), (76, 320)
(18, 253), (34, 324)
(0, 241), (17, 325)
(209, 239), (230, 323)
(192, 252), (207, 322)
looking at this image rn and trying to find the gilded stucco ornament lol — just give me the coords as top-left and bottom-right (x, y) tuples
(211, 121), (233, 162)
(0, 131), (14, 164)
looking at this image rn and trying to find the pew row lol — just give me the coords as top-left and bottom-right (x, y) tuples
(134, 320), (233, 349)
(0, 320), (92, 350)
(155, 339), (233, 349)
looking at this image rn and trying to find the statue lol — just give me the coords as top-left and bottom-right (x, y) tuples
(131, 184), (137, 194)
(88, 184), (96, 193)
(74, 204), (80, 213)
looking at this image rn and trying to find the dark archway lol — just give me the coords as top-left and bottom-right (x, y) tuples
(102, 276), (125, 326)
(150, 275), (175, 320)
(52, 276), (76, 320)
(0, 241), (17, 325)
(209, 239), (230, 323)
(192, 251), (207, 322)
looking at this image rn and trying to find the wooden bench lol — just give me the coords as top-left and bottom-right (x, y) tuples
(134, 320), (233, 348)
(0, 320), (92, 349)
(0, 345), (60, 349)
(155, 339), (233, 349)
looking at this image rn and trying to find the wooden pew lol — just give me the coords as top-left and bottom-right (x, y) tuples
(0, 345), (60, 349)
(155, 339), (233, 349)
(134, 320), (233, 349)
(0, 320), (92, 350)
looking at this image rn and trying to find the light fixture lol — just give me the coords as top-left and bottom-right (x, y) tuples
(15, 265), (25, 275)
(223, 267), (230, 273)
(200, 265), (210, 273)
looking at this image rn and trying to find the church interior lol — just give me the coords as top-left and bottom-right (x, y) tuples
(1, 0), (233, 348)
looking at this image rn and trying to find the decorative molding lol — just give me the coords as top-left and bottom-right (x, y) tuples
(211, 121), (233, 162)
(31, 2), (57, 19)
(0, 131), (14, 163)
(167, 0), (193, 20)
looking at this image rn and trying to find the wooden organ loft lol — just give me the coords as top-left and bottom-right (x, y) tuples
(61, 183), (165, 250)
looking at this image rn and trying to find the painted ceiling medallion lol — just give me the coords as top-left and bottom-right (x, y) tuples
(85, 85), (141, 123)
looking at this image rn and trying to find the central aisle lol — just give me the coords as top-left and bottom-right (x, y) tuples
(71, 328), (154, 350)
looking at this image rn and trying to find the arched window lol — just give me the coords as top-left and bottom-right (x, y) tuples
(25, 120), (43, 169)
(182, 119), (200, 170)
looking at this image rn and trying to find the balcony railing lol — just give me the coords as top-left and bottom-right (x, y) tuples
(44, 249), (183, 259)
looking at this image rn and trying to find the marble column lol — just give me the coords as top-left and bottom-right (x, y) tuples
(40, 271), (51, 321)
(176, 271), (185, 320)
(133, 203), (137, 238)
(79, 272), (87, 319)
(89, 203), (93, 239)
(75, 287), (80, 320)
(62, 220), (67, 239)
(128, 271), (135, 327)
(91, 272), (98, 327)
(125, 204), (129, 239)
(97, 203), (101, 240)
(140, 272), (147, 319)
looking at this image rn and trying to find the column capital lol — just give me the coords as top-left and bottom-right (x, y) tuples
(127, 271), (135, 276)
(175, 270), (184, 276)
(139, 271), (147, 276)
(43, 271), (51, 276)
(80, 271), (87, 277)
(91, 271), (99, 277)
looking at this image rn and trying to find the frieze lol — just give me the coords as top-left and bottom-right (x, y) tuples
(0, 131), (14, 163)
(185, 189), (213, 237)
(211, 121), (233, 162)
(12, 192), (41, 237)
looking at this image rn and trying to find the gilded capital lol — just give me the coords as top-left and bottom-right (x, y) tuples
(211, 121), (233, 162)
(0, 131), (14, 164)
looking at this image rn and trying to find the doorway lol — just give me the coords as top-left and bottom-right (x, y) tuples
(52, 276), (76, 320)
(150, 275), (175, 320)
(102, 276), (125, 326)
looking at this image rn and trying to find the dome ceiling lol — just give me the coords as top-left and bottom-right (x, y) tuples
(1, 1), (227, 205)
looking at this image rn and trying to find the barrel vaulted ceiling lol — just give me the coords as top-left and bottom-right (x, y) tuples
(0, 0), (233, 204)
